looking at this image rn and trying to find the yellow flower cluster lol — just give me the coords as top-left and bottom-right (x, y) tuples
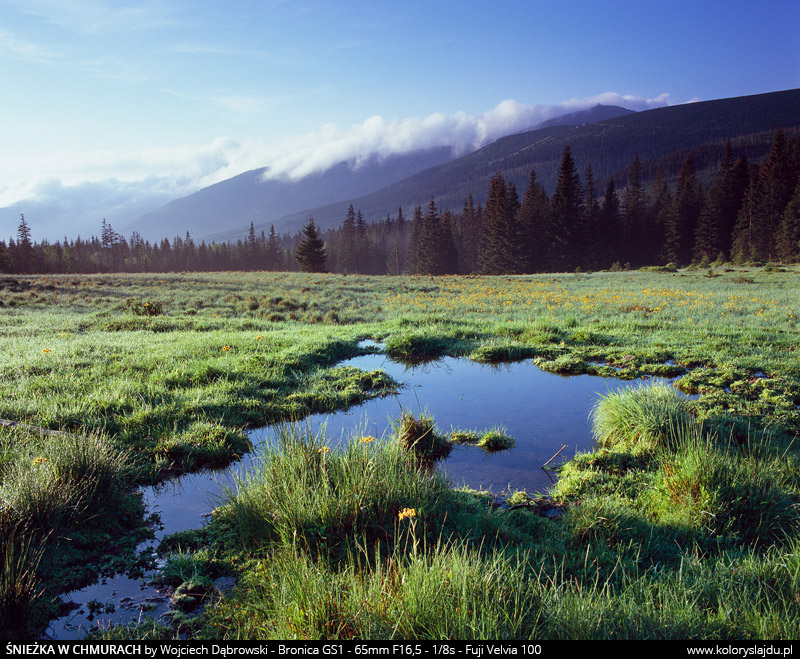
(318, 446), (330, 454)
(42, 348), (52, 353)
(33, 457), (48, 466)
(398, 507), (416, 521)
(360, 436), (377, 444)
(221, 346), (231, 352)
(383, 278), (786, 321)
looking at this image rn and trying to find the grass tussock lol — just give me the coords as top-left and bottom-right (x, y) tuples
(0, 512), (46, 640)
(591, 382), (697, 452)
(214, 424), (449, 555)
(0, 431), (134, 528)
(202, 540), (539, 641)
(395, 412), (453, 463)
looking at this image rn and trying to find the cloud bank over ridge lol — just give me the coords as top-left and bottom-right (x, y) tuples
(1, 92), (671, 239)
(260, 92), (670, 181)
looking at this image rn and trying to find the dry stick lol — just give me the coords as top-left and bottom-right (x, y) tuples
(541, 443), (568, 469)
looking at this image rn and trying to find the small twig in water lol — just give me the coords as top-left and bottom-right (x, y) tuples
(542, 443), (569, 469)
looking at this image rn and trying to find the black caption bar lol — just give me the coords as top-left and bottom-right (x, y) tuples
(1, 641), (796, 659)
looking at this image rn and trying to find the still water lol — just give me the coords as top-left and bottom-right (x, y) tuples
(49, 346), (661, 638)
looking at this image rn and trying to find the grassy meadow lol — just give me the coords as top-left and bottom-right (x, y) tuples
(0, 265), (799, 639)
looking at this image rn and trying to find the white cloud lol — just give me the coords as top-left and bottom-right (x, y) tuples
(259, 92), (672, 181)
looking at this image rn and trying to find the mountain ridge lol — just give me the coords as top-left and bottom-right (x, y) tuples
(263, 88), (800, 239)
(135, 89), (799, 243)
(128, 103), (638, 241)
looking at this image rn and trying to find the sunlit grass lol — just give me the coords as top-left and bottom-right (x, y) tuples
(1, 266), (798, 639)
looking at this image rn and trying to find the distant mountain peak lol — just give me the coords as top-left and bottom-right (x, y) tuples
(534, 104), (636, 130)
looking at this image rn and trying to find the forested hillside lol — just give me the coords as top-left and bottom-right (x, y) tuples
(276, 89), (800, 233)
(3, 126), (799, 276)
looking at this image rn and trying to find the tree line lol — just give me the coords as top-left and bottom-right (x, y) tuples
(3, 128), (799, 276)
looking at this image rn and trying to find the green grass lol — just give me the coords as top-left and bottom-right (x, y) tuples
(590, 381), (697, 452)
(1, 266), (799, 638)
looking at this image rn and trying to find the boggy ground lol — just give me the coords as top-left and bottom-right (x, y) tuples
(0, 265), (798, 639)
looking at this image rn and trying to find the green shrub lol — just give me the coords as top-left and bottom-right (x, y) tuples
(124, 299), (165, 316)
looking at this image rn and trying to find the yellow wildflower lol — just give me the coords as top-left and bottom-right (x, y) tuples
(318, 446), (330, 454)
(33, 457), (48, 466)
(42, 348), (52, 353)
(256, 335), (264, 340)
(360, 436), (377, 444)
(398, 507), (416, 521)
(221, 346), (231, 352)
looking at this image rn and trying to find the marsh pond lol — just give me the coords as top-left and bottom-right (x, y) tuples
(50, 343), (670, 638)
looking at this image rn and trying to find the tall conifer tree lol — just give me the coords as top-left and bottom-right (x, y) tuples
(517, 169), (550, 272)
(549, 146), (583, 270)
(776, 177), (800, 261)
(294, 219), (327, 272)
(621, 156), (649, 266)
(599, 179), (621, 267)
(479, 172), (520, 274)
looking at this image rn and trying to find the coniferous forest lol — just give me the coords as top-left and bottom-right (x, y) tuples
(4, 129), (800, 276)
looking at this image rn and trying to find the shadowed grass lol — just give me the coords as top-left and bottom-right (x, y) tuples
(0, 512), (46, 640)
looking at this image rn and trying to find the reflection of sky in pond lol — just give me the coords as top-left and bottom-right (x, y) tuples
(50, 349), (663, 639)
(250, 352), (658, 495)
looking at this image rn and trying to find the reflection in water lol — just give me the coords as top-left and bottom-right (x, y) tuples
(49, 348), (663, 638)
(255, 351), (656, 495)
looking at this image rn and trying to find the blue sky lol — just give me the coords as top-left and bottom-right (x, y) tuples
(2, 0), (798, 238)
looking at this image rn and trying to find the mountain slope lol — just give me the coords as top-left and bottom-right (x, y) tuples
(129, 103), (640, 242)
(126, 147), (456, 241)
(534, 104), (635, 129)
(271, 89), (800, 235)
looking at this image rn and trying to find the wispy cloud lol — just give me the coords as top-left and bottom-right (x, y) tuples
(163, 88), (275, 117)
(0, 28), (61, 63)
(6, 0), (175, 34)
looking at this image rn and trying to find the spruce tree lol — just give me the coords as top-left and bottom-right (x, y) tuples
(416, 198), (458, 275)
(693, 142), (733, 263)
(583, 164), (601, 269)
(731, 165), (762, 263)
(15, 214), (33, 274)
(479, 172), (520, 274)
(407, 205), (424, 274)
(517, 169), (550, 272)
(649, 168), (673, 264)
(339, 204), (357, 273)
(458, 194), (482, 273)
(621, 156), (650, 266)
(668, 153), (703, 264)
(265, 225), (282, 271)
(599, 179), (621, 267)
(776, 177), (800, 261)
(294, 218), (327, 272)
(355, 209), (369, 273)
(752, 128), (796, 260)
(549, 146), (583, 271)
